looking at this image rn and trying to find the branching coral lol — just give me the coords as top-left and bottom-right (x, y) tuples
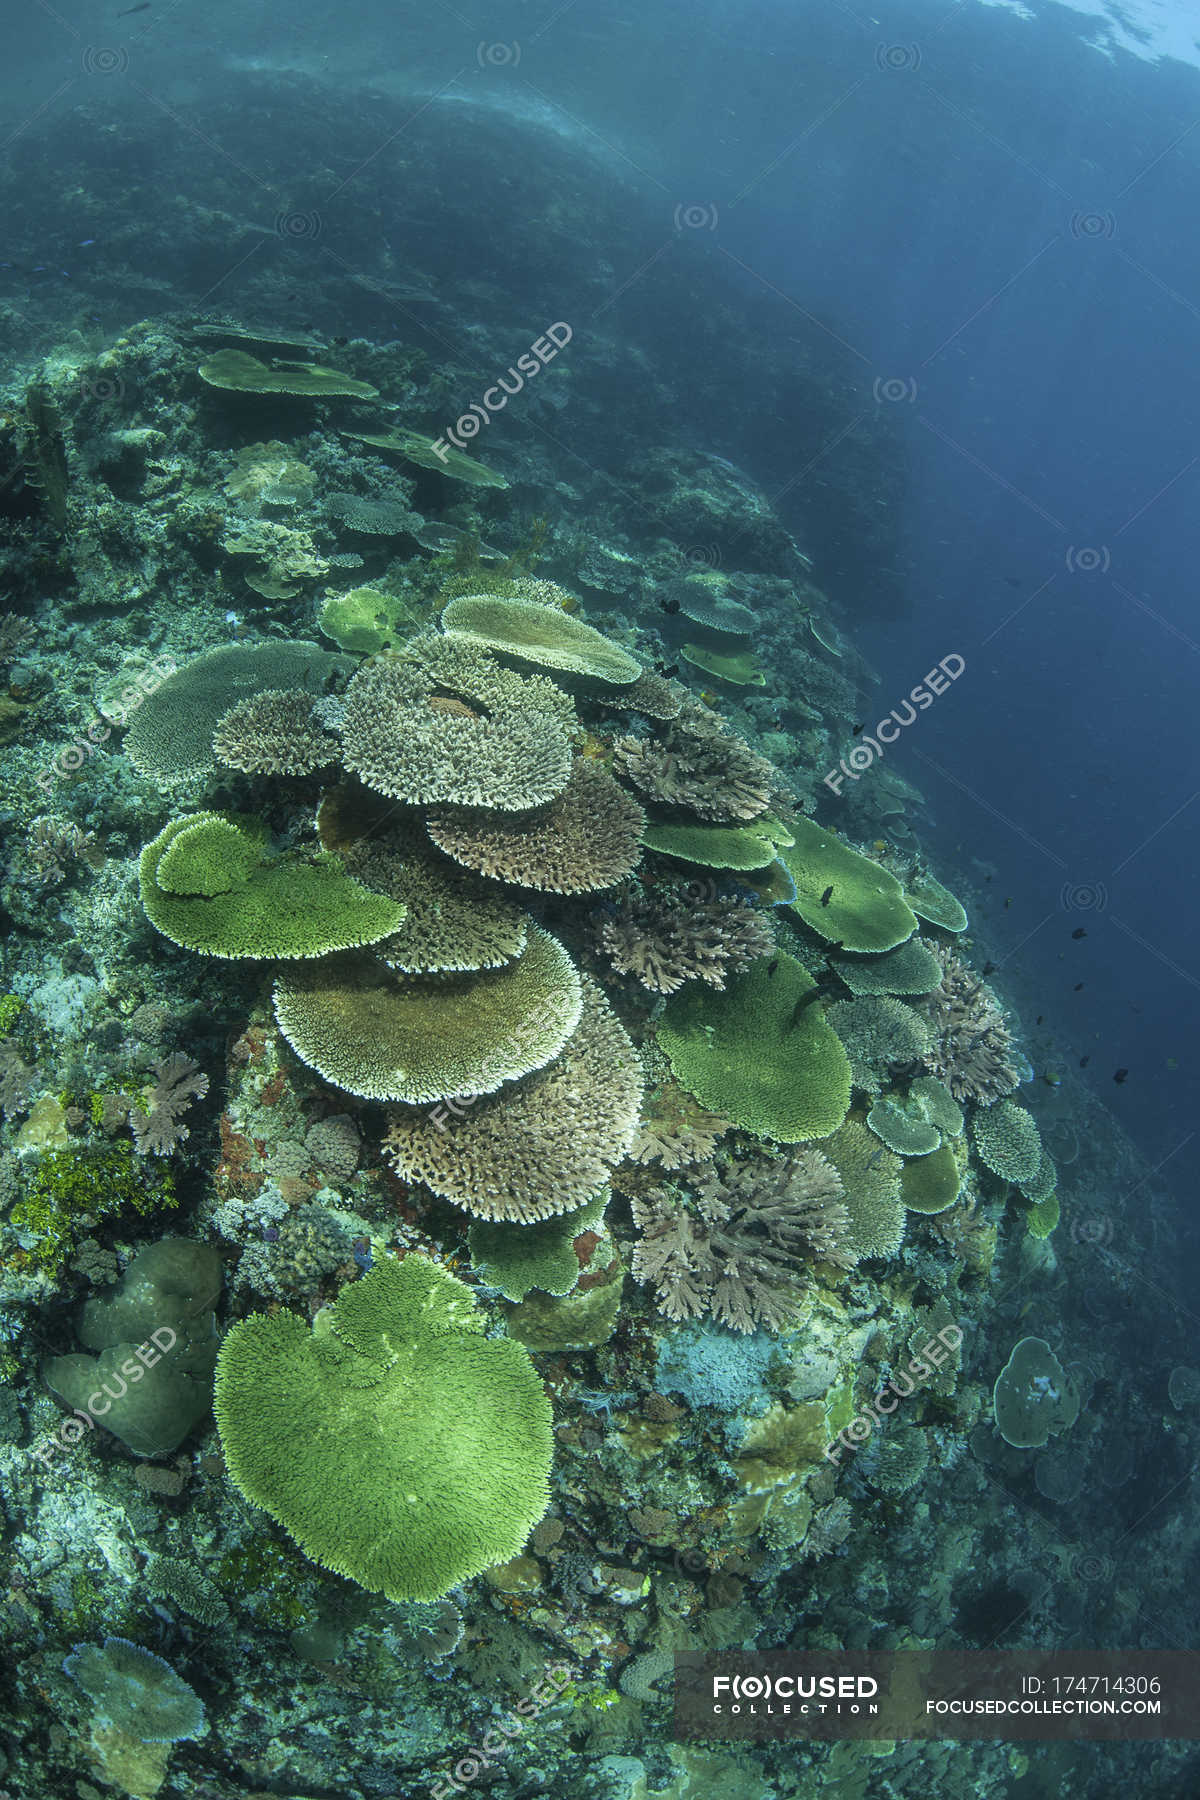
(213, 1254), (553, 1602)
(597, 889), (774, 994)
(130, 1054), (209, 1156)
(919, 944), (1021, 1104)
(630, 1147), (852, 1333)
(612, 700), (773, 822)
(212, 688), (340, 776)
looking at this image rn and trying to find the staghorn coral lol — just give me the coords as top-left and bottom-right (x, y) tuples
(627, 1080), (730, 1171)
(0, 610), (34, 662)
(612, 700), (773, 823)
(382, 976), (641, 1221)
(130, 1054), (209, 1156)
(212, 688), (340, 776)
(630, 1147), (852, 1333)
(27, 816), (104, 885)
(597, 889), (774, 994)
(339, 634), (576, 811)
(919, 943), (1021, 1104)
(427, 760), (645, 895)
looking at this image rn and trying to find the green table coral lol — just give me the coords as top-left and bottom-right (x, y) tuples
(993, 1336), (1080, 1448)
(780, 818), (919, 952)
(658, 951), (852, 1143)
(139, 813), (406, 960)
(904, 870), (968, 932)
(64, 1637), (206, 1742)
(468, 1192), (608, 1301)
(971, 1099), (1042, 1184)
(641, 817), (793, 871)
(198, 348), (378, 398)
(214, 1254), (554, 1602)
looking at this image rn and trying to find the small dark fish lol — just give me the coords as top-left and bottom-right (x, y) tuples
(820, 885), (834, 907)
(1079, 1055), (1090, 1068)
(1004, 897), (1012, 909)
(1071, 927), (1087, 940)
(766, 958), (779, 978)
(1073, 982), (1084, 992)
(659, 597), (681, 614)
(1005, 576), (1022, 588)
(117, 2), (150, 13)
(1036, 1015), (1044, 1025)
(331, 334), (349, 346)
(981, 960), (995, 975)
(851, 722), (865, 735)
(655, 661), (679, 678)
(866, 1147), (885, 1168)
(1113, 1068), (1129, 1084)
